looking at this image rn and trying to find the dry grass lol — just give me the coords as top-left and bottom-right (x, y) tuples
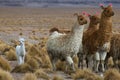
(34, 69), (50, 80)
(0, 43), (10, 53)
(0, 69), (14, 80)
(0, 56), (11, 71)
(11, 63), (33, 73)
(72, 69), (102, 80)
(104, 68), (120, 80)
(22, 73), (37, 80)
(26, 58), (39, 70)
(5, 49), (17, 61)
(53, 76), (64, 80)
(107, 57), (114, 68)
(56, 60), (66, 71)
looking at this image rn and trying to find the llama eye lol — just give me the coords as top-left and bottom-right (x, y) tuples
(80, 18), (83, 20)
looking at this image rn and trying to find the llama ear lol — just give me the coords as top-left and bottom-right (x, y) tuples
(109, 3), (112, 7)
(99, 3), (105, 9)
(74, 13), (78, 17)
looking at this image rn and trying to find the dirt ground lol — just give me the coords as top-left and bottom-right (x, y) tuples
(0, 7), (120, 80)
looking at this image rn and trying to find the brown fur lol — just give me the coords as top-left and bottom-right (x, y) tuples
(106, 34), (120, 68)
(84, 5), (114, 54)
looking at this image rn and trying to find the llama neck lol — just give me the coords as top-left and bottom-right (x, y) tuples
(70, 22), (85, 40)
(20, 43), (25, 52)
(99, 14), (112, 33)
(87, 23), (99, 31)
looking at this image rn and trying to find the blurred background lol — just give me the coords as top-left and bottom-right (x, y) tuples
(0, 0), (120, 8)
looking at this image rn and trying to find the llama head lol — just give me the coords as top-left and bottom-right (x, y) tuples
(19, 38), (25, 44)
(100, 3), (114, 17)
(88, 14), (100, 25)
(74, 12), (87, 25)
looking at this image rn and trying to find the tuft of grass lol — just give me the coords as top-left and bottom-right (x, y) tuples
(0, 56), (11, 71)
(56, 60), (66, 71)
(104, 68), (120, 80)
(23, 73), (37, 80)
(107, 57), (114, 68)
(53, 76), (64, 80)
(26, 58), (39, 70)
(0, 69), (14, 80)
(5, 49), (17, 61)
(72, 69), (102, 80)
(34, 69), (50, 80)
(11, 63), (33, 73)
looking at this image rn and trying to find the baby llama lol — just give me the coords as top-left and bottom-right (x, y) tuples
(16, 38), (26, 65)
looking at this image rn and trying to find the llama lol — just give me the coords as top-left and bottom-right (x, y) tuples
(16, 38), (26, 65)
(105, 33), (120, 69)
(46, 13), (87, 71)
(77, 13), (100, 68)
(84, 4), (114, 72)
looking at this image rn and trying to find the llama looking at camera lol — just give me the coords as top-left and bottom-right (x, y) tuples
(77, 13), (100, 68)
(84, 4), (114, 72)
(16, 38), (26, 65)
(47, 13), (87, 71)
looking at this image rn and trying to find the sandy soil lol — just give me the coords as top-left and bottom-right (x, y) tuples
(0, 7), (120, 80)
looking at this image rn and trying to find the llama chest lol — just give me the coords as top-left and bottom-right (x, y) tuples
(98, 42), (110, 52)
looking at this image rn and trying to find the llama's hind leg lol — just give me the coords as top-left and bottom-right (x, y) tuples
(100, 52), (107, 72)
(94, 52), (100, 72)
(66, 56), (75, 71)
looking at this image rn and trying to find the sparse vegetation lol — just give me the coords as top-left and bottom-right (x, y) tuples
(104, 69), (120, 80)
(0, 56), (11, 71)
(0, 69), (14, 80)
(35, 69), (50, 80)
(23, 73), (37, 80)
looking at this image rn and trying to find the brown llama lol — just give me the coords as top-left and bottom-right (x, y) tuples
(84, 4), (114, 72)
(106, 33), (120, 69)
(77, 14), (100, 68)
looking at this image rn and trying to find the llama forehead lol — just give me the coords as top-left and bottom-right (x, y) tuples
(90, 15), (100, 20)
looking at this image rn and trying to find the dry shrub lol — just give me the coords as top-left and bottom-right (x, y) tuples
(104, 69), (120, 80)
(26, 58), (39, 70)
(0, 56), (11, 71)
(23, 73), (37, 80)
(72, 69), (102, 80)
(10, 39), (19, 47)
(25, 41), (32, 51)
(0, 43), (10, 53)
(11, 63), (33, 73)
(19, 32), (23, 35)
(34, 69), (50, 80)
(107, 57), (114, 68)
(27, 45), (42, 56)
(5, 49), (17, 61)
(56, 60), (66, 71)
(53, 76), (64, 80)
(56, 56), (78, 71)
(25, 54), (32, 62)
(0, 69), (14, 80)
(29, 35), (39, 40)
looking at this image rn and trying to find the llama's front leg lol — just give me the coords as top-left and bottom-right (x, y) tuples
(66, 56), (75, 71)
(100, 52), (107, 72)
(18, 56), (23, 65)
(95, 52), (100, 72)
(87, 54), (93, 70)
(22, 56), (25, 64)
(51, 59), (57, 71)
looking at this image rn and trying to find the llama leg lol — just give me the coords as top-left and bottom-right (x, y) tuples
(51, 59), (57, 71)
(101, 52), (107, 72)
(66, 56), (75, 71)
(95, 52), (100, 72)
(87, 54), (93, 70)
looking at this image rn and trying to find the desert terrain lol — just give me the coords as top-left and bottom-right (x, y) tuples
(0, 6), (120, 80)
